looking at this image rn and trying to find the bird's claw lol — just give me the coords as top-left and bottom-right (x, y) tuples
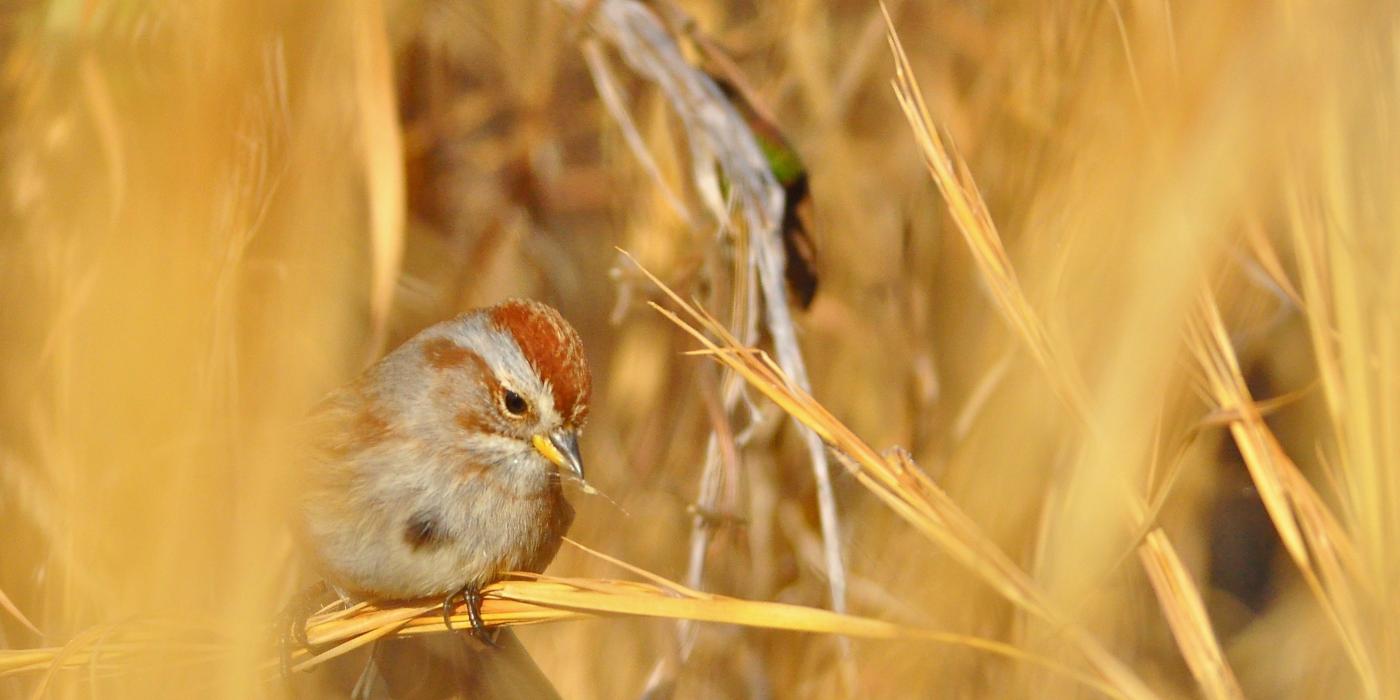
(442, 585), (497, 648)
(277, 581), (329, 676)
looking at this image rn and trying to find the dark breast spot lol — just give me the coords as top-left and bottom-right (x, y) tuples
(404, 512), (448, 551)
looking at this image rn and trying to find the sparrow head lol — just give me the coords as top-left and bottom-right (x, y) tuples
(395, 299), (591, 481)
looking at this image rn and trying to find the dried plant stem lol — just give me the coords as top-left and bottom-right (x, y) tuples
(882, 5), (1094, 428)
(1138, 530), (1243, 700)
(579, 39), (695, 226)
(630, 253), (1156, 699)
(352, 0), (405, 358)
(557, 0), (852, 682)
(0, 586), (41, 638)
(0, 543), (1118, 697)
(1187, 288), (1376, 695)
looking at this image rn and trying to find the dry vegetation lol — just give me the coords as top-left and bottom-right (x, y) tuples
(2, 0), (1399, 698)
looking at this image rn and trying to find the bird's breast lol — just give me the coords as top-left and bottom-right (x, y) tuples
(384, 472), (573, 597)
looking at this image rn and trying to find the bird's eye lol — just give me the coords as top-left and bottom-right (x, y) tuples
(502, 389), (529, 417)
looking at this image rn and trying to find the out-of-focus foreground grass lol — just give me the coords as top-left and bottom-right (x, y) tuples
(2, 1), (1398, 697)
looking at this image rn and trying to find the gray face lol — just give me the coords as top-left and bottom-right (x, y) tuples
(450, 311), (567, 441)
(366, 312), (570, 488)
(449, 318), (564, 476)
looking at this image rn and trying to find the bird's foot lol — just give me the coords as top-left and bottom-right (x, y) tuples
(442, 584), (498, 648)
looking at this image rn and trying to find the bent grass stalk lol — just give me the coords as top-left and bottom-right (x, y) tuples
(0, 538), (1116, 698)
(624, 251), (1154, 700)
(1187, 288), (1376, 695)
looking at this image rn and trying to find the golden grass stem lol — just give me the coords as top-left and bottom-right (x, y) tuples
(1138, 530), (1243, 700)
(353, 0), (406, 358)
(881, 3), (1094, 429)
(625, 250), (1156, 699)
(1188, 288), (1376, 695)
(4, 544), (1119, 697)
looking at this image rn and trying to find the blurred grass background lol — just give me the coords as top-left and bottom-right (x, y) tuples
(2, 0), (1399, 697)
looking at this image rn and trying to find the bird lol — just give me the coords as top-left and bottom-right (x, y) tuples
(294, 298), (591, 645)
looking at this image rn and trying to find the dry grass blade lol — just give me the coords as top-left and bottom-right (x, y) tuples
(1187, 289), (1375, 694)
(1186, 294), (1305, 559)
(1241, 218), (1303, 308)
(561, 537), (705, 598)
(284, 555), (1120, 696)
(568, 0), (847, 589)
(565, 0), (852, 682)
(0, 642), (227, 680)
(353, 0), (405, 356)
(1287, 151), (1400, 692)
(1284, 184), (1348, 435)
(624, 250), (1155, 699)
(1138, 530), (1243, 700)
(882, 4), (1092, 426)
(0, 544), (1112, 695)
(0, 621), (228, 681)
(579, 38), (695, 226)
(496, 581), (1117, 696)
(0, 585), (42, 638)
(294, 605), (428, 673)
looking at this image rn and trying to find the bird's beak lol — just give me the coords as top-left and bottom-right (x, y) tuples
(532, 430), (584, 480)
